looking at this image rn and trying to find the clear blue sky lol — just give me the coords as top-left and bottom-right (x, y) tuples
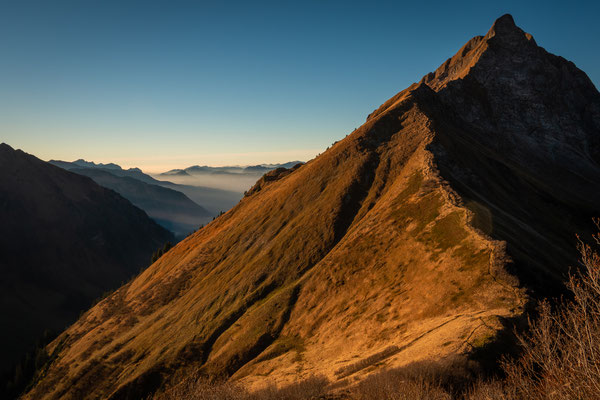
(1, 0), (598, 171)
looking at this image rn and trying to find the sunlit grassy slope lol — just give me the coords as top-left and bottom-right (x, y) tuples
(25, 90), (524, 399)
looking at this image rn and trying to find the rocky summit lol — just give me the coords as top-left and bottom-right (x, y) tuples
(24, 14), (600, 400)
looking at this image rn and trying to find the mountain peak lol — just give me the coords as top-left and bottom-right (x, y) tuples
(0, 142), (16, 151)
(491, 13), (516, 31)
(484, 13), (536, 46)
(398, 14), (535, 94)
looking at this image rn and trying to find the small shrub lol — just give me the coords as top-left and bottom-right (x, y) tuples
(484, 224), (600, 399)
(151, 241), (173, 264)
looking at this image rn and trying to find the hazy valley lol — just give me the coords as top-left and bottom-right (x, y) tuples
(48, 159), (300, 238)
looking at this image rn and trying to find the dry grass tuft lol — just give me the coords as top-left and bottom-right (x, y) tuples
(349, 360), (469, 400)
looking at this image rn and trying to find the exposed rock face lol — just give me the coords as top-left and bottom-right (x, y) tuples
(25, 15), (600, 400)
(0, 144), (173, 373)
(426, 14), (600, 292)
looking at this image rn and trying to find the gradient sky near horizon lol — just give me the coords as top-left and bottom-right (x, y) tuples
(1, 0), (598, 172)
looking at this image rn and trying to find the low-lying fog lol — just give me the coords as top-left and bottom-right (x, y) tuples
(153, 172), (262, 193)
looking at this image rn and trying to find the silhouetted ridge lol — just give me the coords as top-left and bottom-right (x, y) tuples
(0, 144), (172, 379)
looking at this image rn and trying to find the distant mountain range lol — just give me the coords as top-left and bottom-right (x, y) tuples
(49, 160), (304, 235)
(156, 162), (305, 194)
(50, 160), (226, 236)
(70, 168), (212, 237)
(159, 161), (303, 177)
(50, 159), (165, 185)
(0, 143), (173, 379)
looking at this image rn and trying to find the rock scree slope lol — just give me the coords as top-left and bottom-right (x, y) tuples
(25, 14), (600, 399)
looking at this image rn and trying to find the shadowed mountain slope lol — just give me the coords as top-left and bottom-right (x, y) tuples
(25, 15), (600, 400)
(421, 14), (600, 294)
(51, 159), (242, 218)
(0, 144), (173, 375)
(68, 168), (211, 237)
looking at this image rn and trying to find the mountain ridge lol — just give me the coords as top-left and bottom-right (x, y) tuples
(24, 14), (600, 399)
(49, 159), (165, 185)
(159, 161), (304, 177)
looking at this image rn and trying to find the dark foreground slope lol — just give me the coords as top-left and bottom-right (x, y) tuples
(0, 144), (172, 375)
(25, 15), (599, 400)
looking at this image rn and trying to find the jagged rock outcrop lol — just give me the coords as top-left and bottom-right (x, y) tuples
(25, 15), (600, 400)
(245, 164), (303, 196)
